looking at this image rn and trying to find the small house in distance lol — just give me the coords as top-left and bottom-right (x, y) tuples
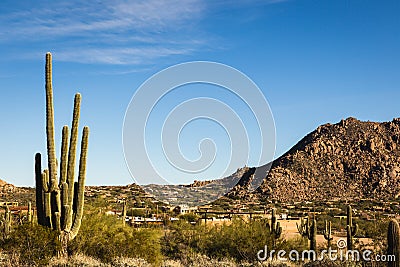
(172, 204), (198, 215)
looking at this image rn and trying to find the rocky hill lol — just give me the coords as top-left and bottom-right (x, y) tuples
(229, 117), (400, 203)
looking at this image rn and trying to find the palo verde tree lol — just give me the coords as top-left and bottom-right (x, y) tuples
(35, 52), (89, 257)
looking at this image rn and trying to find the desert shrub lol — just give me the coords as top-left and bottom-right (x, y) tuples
(69, 212), (163, 265)
(1, 223), (60, 266)
(162, 218), (288, 263)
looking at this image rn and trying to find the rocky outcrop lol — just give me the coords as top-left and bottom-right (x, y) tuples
(184, 180), (213, 188)
(256, 117), (400, 202)
(0, 179), (15, 193)
(231, 117), (400, 203)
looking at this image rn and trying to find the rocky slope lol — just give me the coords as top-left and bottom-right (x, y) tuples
(248, 117), (400, 202)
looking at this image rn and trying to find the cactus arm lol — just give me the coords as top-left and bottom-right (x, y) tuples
(35, 153), (45, 225)
(42, 170), (49, 192)
(60, 126), (69, 185)
(67, 93), (81, 209)
(44, 191), (52, 228)
(69, 126), (89, 240)
(352, 223), (358, 236)
(60, 182), (68, 229)
(45, 52), (58, 192)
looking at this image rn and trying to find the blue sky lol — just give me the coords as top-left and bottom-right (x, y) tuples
(0, 0), (399, 186)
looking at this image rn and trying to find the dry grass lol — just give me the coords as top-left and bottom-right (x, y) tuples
(43, 253), (297, 267)
(48, 253), (105, 266)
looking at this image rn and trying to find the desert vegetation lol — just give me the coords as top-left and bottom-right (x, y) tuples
(0, 53), (400, 267)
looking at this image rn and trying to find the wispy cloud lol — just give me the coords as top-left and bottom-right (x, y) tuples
(0, 0), (205, 65)
(0, 0), (288, 66)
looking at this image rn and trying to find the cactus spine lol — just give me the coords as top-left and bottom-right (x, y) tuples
(122, 200), (127, 226)
(35, 52), (89, 257)
(387, 219), (400, 267)
(346, 205), (358, 250)
(266, 208), (282, 247)
(322, 220), (333, 249)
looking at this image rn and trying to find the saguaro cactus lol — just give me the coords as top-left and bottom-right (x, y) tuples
(387, 219), (400, 267)
(297, 216), (310, 239)
(35, 52), (89, 257)
(346, 205), (358, 250)
(266, 208), (282, 247)
(323, 220), (333, 249)
(309, 218), (317, 251)
(297, 215), (317, 259)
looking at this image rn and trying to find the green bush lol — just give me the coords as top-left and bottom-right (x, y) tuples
(2, 223), (60, 266)
(69, 212), (163, 265)
(162, 218), (286, 263)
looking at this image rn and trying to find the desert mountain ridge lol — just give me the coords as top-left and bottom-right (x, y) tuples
(2, 117), (400, 205)
(228, 117), (400, 203)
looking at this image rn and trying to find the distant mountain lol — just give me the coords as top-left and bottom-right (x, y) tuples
(228, 117), (400, 203)
(3, 117), (400, 206)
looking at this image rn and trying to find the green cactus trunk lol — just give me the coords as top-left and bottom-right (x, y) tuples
(35, 52), (89, 258)
(323, 220), (333, 250)
(346, 205), (358, 251)
(387, 219), (400, 267)
(309, 218), (317, 256)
